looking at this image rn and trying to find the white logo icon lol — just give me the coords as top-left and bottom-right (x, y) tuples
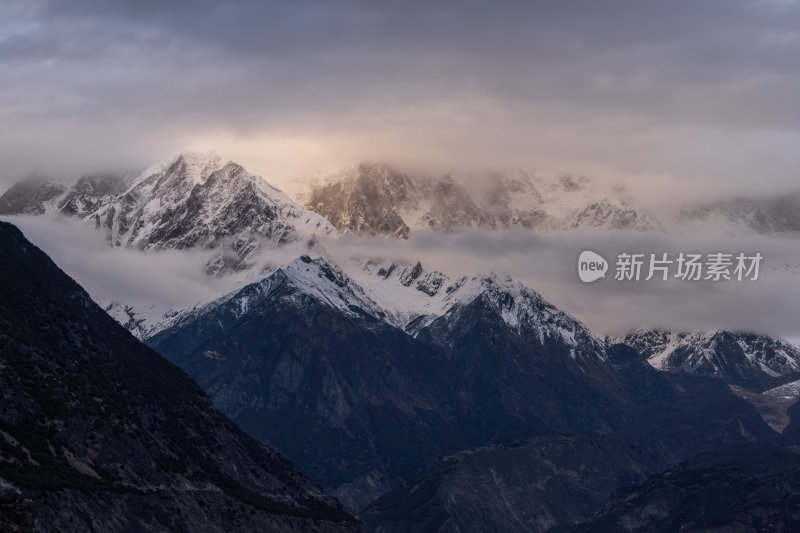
(578, 250), (608, 283)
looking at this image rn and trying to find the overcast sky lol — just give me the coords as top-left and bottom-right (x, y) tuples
(2, 0), (800, 194)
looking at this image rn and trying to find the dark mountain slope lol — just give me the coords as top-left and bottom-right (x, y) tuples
(363, 434), (660, 533)
(148, 258), (470, 510)
(415, 297), (636, 439)
(363, 359), (775, 533)
(571, 440), (800, 533)
(0, 221), (361, 532)
(149, 256), (775, 519)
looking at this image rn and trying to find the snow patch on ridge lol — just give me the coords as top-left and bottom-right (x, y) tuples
(625, 329), (800, 386)
(349, 258), (606, 360)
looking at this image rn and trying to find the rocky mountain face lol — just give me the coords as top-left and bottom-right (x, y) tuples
(56, 173), (131, 216)
(624, 329), (800, 390)
(0, 476), (33, 533)
(0, 221), (361, 532)
(350, 259), (607, 357)
(571, 440), (800, 533)
(0, 152), (335, 276)
(147, 256), (471, 510)
(146, 254), (775, 518)
(0, 179), (68, 215)
(301, 163), (800, 238)
(4, 158), (799, 263)
(364, 434), (659, 533)
(301, 163), (656, 238)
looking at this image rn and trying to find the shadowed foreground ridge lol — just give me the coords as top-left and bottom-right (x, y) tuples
(0, 221), (362, 532)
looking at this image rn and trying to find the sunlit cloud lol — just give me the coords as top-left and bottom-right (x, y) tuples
(1, 0), (800, 197)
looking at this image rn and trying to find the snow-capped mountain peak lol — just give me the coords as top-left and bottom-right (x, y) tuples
(0, 152), (337, 276)
(350, 258), (606, 360)
(624, 329), (800, 389)
(144, 255), (389, 343)
(300, 163), (658, 238)
(432, 272), (608, 361)
(278, 255), (388, 321)
(207, 254), (386, 323)
(134, 253), (605, 365)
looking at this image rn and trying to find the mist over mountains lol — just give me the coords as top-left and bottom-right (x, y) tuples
(299, 162), (800, 238)
(5, 152), (800, 243)
(2, 151), (799, 342)
(2, 150), (800, 532)
(5, 1), (800, 530)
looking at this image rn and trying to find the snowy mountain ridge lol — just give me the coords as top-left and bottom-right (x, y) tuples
(300, 162), (800, 238)
(135, 253), (606, 365)
(0, 151), (337, 276)
(765, 378), (800, 400)
(4, 155), (800, 284)
(349, 258), (606, 360)
(105, 301), (203, 342)
(143, 255), (389, 343)
(300, 163), (657, 238)
(623, 328), (800, 389)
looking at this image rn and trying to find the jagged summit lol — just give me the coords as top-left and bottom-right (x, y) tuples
(139, 253), (605, 367)
(301, 163), (657, 238)
(349, 258), (606, 360)
(0, 151), (337, 276)
(276, 255), (388, 321)
(144, 255), (389, 342)
(301, 162), (800, 238)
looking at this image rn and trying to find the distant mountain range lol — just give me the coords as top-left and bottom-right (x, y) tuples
(2, 154), (799, 274)
(300, 163), (657, 236)
(3, 152), (800, 532)
(622, 329), (800, 391)
(139, 252), (790, 523)
(300, 162), (800, 238)
(0, 152), (333, 276)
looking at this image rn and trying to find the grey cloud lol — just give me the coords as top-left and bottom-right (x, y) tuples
(2, 214), (239, 312)
(2, 0), (800, 193)
(4, 214), (798, 344)
(2, 213), (332, 311)
(325, 228), (800, 340)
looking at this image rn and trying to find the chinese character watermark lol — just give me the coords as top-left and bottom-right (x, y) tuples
(579, 251), (763, 283)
